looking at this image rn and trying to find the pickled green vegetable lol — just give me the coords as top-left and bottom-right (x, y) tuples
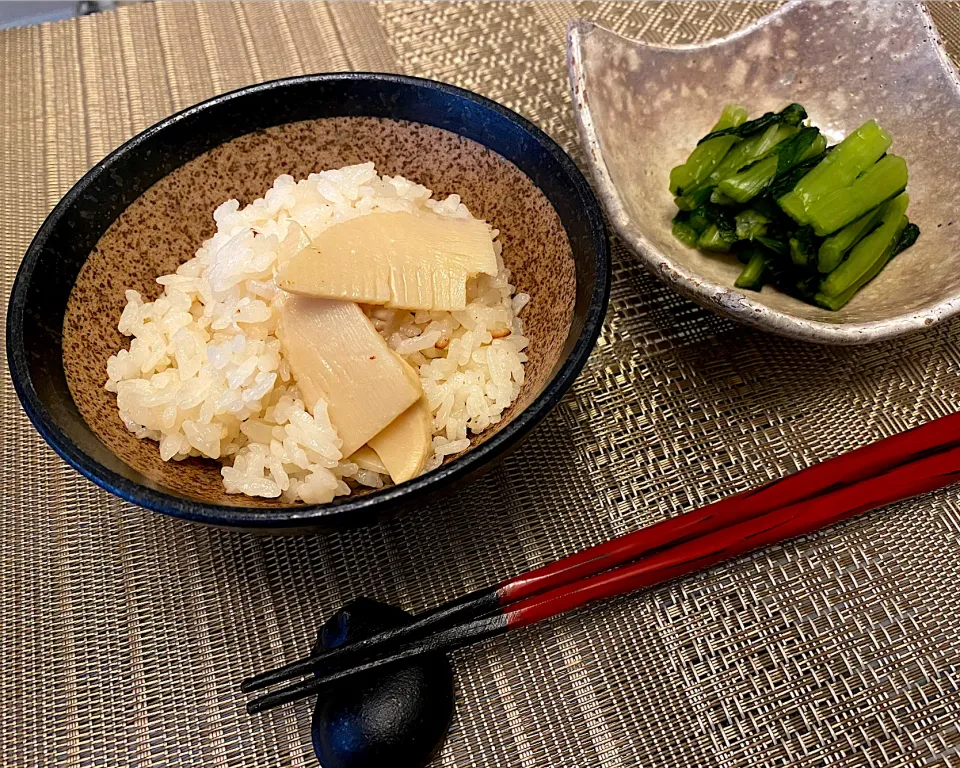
(806, 155), (907, 236)
(718, 128), (828, 204)
(668, 105), (919, 310)
(817, 203), (888, 274)
(699, 103), (806, 144)
(669, 104), (747, 196)
(717, 156), (779, 204)
(669, 136), (739, 196)
(672, 218), (700, 248)
(735, 209), (769, 240)
(698, 224), (733, 252)
(708, 123), (797, 186)
(789, 227), (816, 268)
(778, 120), (892, 224)
(735, 250), (768, 290)
(818, 194), (909, 300)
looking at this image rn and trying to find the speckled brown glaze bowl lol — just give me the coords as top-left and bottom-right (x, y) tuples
(7, 74), (609, 533)
(568, 0), (960, 344)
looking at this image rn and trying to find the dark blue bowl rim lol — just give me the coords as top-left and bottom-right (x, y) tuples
(6, 72), (611, 529)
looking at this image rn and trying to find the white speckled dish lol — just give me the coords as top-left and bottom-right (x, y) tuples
(568, 1), (960, 344)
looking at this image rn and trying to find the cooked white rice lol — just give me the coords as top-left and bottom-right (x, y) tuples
(105, 164), (529, 504)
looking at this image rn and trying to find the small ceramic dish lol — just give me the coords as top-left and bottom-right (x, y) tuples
(6, 74), (610, 533)
(568, 0), (960, 344)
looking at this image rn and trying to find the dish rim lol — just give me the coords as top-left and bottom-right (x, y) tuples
(6, 72), (611, 529)
(567, 1), (960, 345)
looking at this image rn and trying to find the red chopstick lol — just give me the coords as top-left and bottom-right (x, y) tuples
(507, 442), (960, 628)
(244, 417), (960, 714)
(501, 410), (960, 603)
(241, 411), (960, 696)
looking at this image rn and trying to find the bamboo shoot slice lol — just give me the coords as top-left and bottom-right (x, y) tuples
(350, 446), (388, 475)
(278, 296), (421, 457)
(368, 397), (434, 484)
(276, 210), (498, 311)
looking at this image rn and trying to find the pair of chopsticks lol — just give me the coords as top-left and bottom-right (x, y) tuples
(242, 412), (960, 714)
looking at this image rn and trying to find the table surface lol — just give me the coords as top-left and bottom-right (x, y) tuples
(3, 2), (960, 766)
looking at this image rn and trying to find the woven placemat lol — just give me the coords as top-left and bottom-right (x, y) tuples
(3, 2), (960, 765)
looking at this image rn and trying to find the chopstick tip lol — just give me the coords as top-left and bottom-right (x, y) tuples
(246, 694), (273, 715)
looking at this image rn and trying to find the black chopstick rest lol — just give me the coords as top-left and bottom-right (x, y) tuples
(311, 598), (454, 768)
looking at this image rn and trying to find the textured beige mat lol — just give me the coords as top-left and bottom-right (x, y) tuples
(2, 2), (960, 766)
